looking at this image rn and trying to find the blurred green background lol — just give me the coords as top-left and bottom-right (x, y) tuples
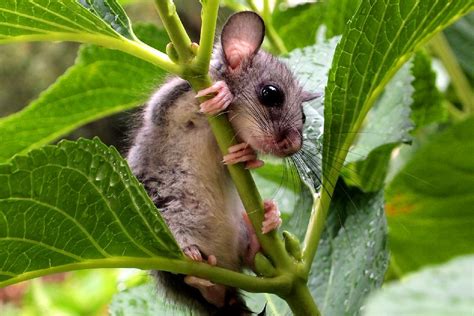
(0, 1), (472, 315)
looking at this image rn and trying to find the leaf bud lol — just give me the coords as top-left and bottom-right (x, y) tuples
(283, 231), (302, 261)
(254, 252), (276, 277)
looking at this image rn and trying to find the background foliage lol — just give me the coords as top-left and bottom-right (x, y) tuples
(0, 0), (472, 315)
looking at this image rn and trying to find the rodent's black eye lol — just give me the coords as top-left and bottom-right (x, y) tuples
(259, 85), (284, 107)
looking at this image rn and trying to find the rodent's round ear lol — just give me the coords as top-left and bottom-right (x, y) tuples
(221, 11), (265, 70)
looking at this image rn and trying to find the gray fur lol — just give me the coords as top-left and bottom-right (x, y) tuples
(128, 76), (249, 314)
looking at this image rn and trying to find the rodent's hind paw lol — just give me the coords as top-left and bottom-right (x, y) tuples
(262, 200), (282, 234)
(196, 81), (233, 115)
(183, 251), (225, 308)
(184, 276), (226, 308)
(223, 143), (264, 169)
(183, 245), (203, 262)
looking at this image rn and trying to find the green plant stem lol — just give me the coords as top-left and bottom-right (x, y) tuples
(194, 0), (220, 73)
(0, 257), (290, 294)
(154, 0), (193, 63)
(0, 34), (181, 75)
(302, 179), (334, 273)
(284, 280), (321, 316)
(444, 99), (467, 121)
(246, 0), (288, 54)
(265, 21), (288, 55)
(429, 33), (473, 114)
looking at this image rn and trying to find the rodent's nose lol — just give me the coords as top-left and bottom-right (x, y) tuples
(276, 129), (302, 156)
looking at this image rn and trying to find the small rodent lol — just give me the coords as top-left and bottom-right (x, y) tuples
(127, 11), (318, 315)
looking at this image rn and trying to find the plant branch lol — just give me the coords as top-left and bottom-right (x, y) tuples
(194, 0), (220, 73)
(154, 0), (194, 63)
(284, 280), (321, 316)
(429, 33), (473, 114)
(0, 34), (181, 75)
(0, 257), (290, 294)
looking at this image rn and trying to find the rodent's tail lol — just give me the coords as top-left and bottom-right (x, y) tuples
(153, 271), (254, 315)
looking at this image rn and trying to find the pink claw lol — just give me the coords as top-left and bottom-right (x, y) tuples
(196, 81), (233, 115)
(262, 200), (282, 234)
(183, 245), (203, 262)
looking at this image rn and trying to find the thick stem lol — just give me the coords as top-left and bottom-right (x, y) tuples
(429, 33), (473, 114)
(284, 280), (321, 316)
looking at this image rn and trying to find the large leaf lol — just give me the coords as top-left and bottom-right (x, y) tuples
(0, 138), (182, 287)
(364, 255), (474, 316)
(341, 51), (447, 192)
(0, 0), (135, 43)
(322, 0), (472, 187)
(345, 61), (414, 165)
(0, 25), (168, 163)
(385, 116), (474, 274)
(242, 187), (388, 316)
(340, 61), (414, 192)
(310, 186), (388, 316)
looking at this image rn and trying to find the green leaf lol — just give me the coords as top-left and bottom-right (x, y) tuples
(272, 3), (326, 51)
(410, 51), (447, 129)
(385, 116), (474, 274)
(364, 255), (474, 316)
(345, 61), (414, 165)
(323, 0), (362, 38)
(323, 0), (472, 188)
(0, 138), (182, 288)
(0, 25), (168, 163)
(310, 186), (388, 316)
(110, 282), (189, 316)
(341, 144), (394, 192)
(245, 292), (291, 316)
(0, 0), (135, 43)
(340, 61), (415, 192)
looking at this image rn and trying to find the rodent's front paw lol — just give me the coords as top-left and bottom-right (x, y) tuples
(196, 81), (233, 115)
(223, 142), (264, 169)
